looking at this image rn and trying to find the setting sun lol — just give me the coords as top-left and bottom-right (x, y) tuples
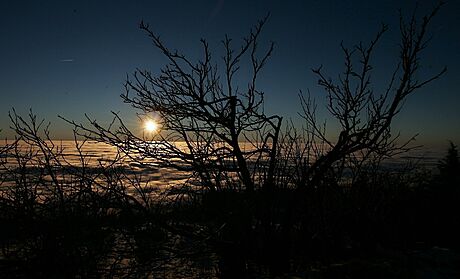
(144, 119), (159, 133)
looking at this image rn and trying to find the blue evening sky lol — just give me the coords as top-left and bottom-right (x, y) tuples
(0, 0), (459, 146)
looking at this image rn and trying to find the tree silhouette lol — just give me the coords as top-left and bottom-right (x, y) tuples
(438, 141), (460, 176)
(64, 17), (282, 193)
(63, 3), (446, 195)
(298, 1), (446, 187)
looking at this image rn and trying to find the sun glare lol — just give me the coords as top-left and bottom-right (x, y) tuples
(144, 119), (159, 133)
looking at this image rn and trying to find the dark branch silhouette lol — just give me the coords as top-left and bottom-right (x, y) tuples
(63, 16), (282, 193)
(299, 1), (446, 187)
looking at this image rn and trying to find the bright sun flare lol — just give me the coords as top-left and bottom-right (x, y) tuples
(144, 119), (159, 133)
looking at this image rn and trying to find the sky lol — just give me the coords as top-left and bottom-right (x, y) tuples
(0, 0), (459, 147)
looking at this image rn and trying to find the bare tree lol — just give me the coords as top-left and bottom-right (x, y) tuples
(299, 1), (446, 187)
(63, 2), (445, 196)
(64, 17), (282, 193)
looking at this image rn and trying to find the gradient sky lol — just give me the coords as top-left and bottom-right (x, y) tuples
(1, 0), (459, 146)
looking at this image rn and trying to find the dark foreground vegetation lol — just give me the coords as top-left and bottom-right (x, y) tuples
(1, 1), (459, 278)
(1, 137), (459, 278)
